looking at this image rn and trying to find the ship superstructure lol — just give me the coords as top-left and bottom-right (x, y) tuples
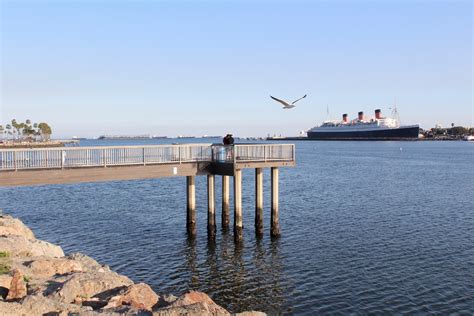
(307, 109), (419, 140)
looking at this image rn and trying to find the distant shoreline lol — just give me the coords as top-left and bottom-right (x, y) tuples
(0, 141), (79, 149)
(266, 137), (471, 141)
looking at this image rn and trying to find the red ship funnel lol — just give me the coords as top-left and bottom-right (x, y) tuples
(358, 111), (364, 120)
(342, 113), (348, 123)
(375, 109), (382, 119)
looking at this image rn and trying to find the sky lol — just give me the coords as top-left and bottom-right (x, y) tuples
(0, 0), (472, 138)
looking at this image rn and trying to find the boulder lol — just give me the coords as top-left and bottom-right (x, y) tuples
(6, 269), (27, 300)
(154, 291), (230, 316)
(24, 257), (83, 278)
(0, 235), (64, 258)
(0, 215), (35, 240)
(0, 301), (31, 315)
(19, 293), (91, 315)
(66, 252), (105, 272)
(49, 271), (133, 303)
(0, 274), (13, 288)
(0, 274), (13, 299)
(102, 283), (159, 311)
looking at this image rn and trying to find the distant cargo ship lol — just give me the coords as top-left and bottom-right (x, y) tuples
(98, 135), (151, 140)
(307, 109), (419, 140)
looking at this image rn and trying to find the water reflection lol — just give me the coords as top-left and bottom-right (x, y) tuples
(180, 228), (287, 313)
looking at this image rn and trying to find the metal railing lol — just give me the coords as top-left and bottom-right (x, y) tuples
(0, 143), (295, 171)
(0, 144), (212, 171)
(212, 144), (295, 163)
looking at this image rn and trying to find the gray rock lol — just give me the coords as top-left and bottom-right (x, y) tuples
(0, 215), (35, 240)
(24, 256), (84, 278)
(154, 291), (230, 316)
(0, 235), (64, 258)
(48, 270), (133, 304)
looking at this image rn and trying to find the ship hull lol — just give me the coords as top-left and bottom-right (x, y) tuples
(307, 125), (420, 140)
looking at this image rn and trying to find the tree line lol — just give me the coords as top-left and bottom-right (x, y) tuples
(0, 119), (52, 142)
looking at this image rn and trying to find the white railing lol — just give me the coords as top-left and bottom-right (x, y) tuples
(212, 144), (295, 163)
(0, 144), (212, 171)
(0, 143), (295, 171)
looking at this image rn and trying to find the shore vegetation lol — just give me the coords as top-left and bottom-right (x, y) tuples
(0, 119), (52, 142)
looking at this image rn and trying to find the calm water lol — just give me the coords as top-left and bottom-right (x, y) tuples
(1, 140), (473, 314)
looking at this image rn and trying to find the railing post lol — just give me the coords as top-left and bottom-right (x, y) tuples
(13, 151), (17, 171)
(179, 146), (182, 164)
(233, 145), (236, 164)
(143, 147), (146, 165)
(61, 150), (65, 169)
(103, 149), (107, 167)
(264, 145), (267, 162)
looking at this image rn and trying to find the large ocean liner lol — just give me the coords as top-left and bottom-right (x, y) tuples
(307, 109), (419, 140)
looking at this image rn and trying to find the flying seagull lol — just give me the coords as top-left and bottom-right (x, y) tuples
(270, 94), (307, 109)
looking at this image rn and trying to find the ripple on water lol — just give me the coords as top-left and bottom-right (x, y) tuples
(1, 141), (473, 314)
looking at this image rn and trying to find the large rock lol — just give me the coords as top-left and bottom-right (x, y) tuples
(19, 293), (92, 315)
(0, 274), (13, 299)
(154, 291), (230, 316)
(0, 235), (64, 258)
(0, 301), (31, 315)
(24, 257), (83, 278)
(0, 215), (35, 240)
(49, 271), (133, 303)
(66, 252), (104, 272)
(102, 283), (159, 311)
(6, 269), (27, 300)
(0, 274), (13, 289)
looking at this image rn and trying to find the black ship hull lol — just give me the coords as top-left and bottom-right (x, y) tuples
(307, 125), (420, 140)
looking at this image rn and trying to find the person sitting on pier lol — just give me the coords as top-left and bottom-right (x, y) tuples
(222, 134), (234, 160)
(223, 134), (234, 145)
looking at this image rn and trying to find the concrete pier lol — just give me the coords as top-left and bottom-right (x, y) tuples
(233, 169), (243, 241)
(187, 175), (196, 236)
(1, 143), (295, 239)
(271, 167), (280, 237)
(222, 175), (230, 230)
(207, 174), (216, 239)
(255, 168), (264, 237)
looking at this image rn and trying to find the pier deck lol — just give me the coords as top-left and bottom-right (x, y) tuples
(0, 143), (295, 239)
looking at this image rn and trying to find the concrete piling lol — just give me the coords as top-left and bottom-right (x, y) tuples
(271, 167), (280, 238)
(207, 174), (216, 239)
(234, 169), (243, 241)
(222, 175), (230, 230)
(255, 168), (264, 237)
(186, 175), (196, 236)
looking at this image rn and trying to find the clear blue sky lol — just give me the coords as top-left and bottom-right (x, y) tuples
(1, 0), (472, 137)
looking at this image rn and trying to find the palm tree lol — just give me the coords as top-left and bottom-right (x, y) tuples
(5, 124), (12, 140)
(38, 122), (52, 141)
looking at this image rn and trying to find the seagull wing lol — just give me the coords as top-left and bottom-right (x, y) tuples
(270, 95), (291, 107)
(291, 94), (307, 105)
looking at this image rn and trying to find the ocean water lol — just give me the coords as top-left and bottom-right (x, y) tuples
(1, 140), (473, 314)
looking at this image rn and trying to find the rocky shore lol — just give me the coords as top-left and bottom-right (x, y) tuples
(0, 214), (265, 316)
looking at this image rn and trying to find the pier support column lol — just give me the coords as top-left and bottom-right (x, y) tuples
(186, 176), (196, 237)
(207, 174), (216, 239)
(255, 168), (264, 237)
(234, 169), (243, 241)
(271, 167), (280, 238)
(222, 175), (230, 230)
